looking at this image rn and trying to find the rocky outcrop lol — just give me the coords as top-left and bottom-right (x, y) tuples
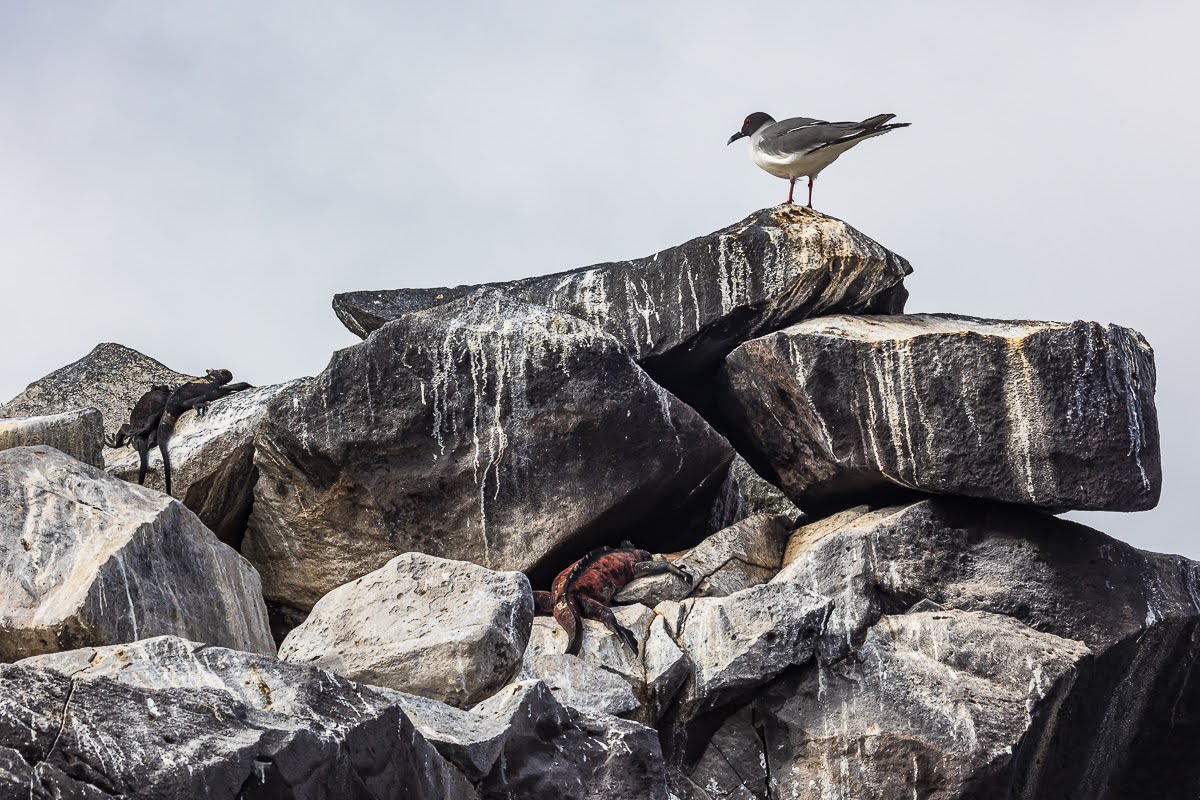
(0, 343), (193, 440)
(395, 679), (670, 798)
(333, 206), (911, 401)
(720, 314), (1161, 513)
(674, 498), (1200, 798)
(691, 610), (1090, 800)
(106, 380), (305, 547)
(0, 446), (273, 660)
(246, 289), (733, 625)
(0, 407), (104, 468)
(279, 553), (533, 707)
(8, 636), (475, 798)
(615, 513), (795, 606)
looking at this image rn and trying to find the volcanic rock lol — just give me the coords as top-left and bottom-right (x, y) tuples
(0, 342), (193, 441)
(394, 679), (670, 798)
(0, 407), (104, 468)
(0, 446), (273, 661)
(333, 206), (911, 402)
(245, 289), (733, 623)
(9, 636), (475, 798)
(614, 513), (795, 606)
(279, 552), (533, 707)
(720, 314), (1160, 513)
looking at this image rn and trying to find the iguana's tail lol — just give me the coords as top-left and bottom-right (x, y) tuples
(554, 598), (583, 655)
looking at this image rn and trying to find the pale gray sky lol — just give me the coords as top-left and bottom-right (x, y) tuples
(2, 3), (1195, 556)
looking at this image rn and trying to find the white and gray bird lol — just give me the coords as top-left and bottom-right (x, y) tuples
(728, 112), (910, 207)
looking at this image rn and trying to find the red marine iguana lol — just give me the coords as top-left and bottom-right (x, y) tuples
(534, 542), (691, 655)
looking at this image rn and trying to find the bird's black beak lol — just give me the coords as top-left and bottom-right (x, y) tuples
(727, 131), (746, 145)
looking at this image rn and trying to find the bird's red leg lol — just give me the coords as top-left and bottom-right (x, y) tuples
(786, 178), (795, 205)
(807, 178), (814, 208)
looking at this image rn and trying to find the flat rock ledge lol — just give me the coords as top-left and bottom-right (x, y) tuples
(720, 313), (1161, 513)
(0, 407), (104, 468)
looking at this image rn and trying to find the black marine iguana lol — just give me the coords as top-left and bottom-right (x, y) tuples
(151, 369), (252, 496)
(533, 542), (691, 656)
(104, 384), (172, 486)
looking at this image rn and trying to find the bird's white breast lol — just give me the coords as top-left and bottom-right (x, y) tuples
(749, 128), (851, 180)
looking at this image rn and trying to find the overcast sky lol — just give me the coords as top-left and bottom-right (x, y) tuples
(1, 3), (1195, 557)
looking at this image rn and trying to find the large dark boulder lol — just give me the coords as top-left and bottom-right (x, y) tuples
(245, 290), (734, 627)
(719, 314), (1160, 513)
(333, 206), (911, 404)
(8, 636), (475, 798)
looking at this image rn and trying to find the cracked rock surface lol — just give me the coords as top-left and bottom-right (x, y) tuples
(7, 636), (475, 798)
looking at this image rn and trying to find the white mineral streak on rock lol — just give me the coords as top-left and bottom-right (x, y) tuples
(1003, 338), (1043, 503)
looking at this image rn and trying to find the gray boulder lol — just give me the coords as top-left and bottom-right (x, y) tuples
(245, 290), (733, 625)
(395, 679), (670, 799)
(106, 380), (306, 547)
(615, 513), (795, 606)
(719, 314), (1161, 513)
(279, 552), (533, 707)
(520, 605), (689, 724)
(333, 206), (911, 403)
(9, 636), (475, 798)
(689, 610), (1090, 800)
(0, 342), (193, 441)
(687, 497), (1200, 799)
(0, 446), (273, 661)
(0, 407), (104, 468)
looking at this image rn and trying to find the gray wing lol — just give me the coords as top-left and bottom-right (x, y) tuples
(759, 114), (900, 157)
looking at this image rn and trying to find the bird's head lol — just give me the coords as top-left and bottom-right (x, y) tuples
(728, 112), (775, 145)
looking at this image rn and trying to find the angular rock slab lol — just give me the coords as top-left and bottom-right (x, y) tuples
(769, 498), (1200, 796)
(720, 314), (1161, 513)
(0, 446), (273, 661)
(279, 552), (533, 707)
(246, 290), (733, 617)
(0, 407), (104, 468)
(395, 679), (670, 798)
(0, 342), (194, 440)
(9, 636), (475, 798)
(106, 380), (306, 547)
(520, 605), (689, 724)
(333, 206), (912, 390)
(615, 512), (795, 607)
(712, 610), (1090, 800)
